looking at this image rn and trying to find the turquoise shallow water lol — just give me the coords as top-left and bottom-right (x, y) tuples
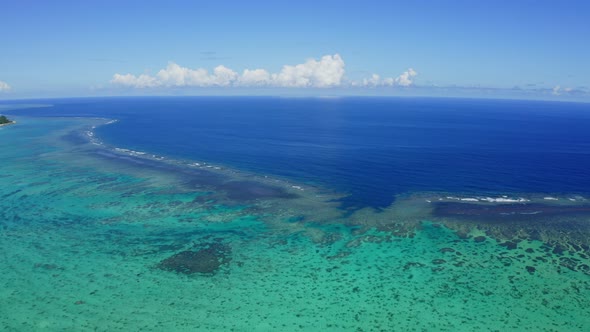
(1, 116), (589, 331)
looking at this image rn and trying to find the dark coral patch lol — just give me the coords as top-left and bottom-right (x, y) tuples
(552, 244), (566, 255)
(500, 241), (518, 250)
(559, 257), (579, 272)
(433, 201), (590, 221)
(403, 262), (425, 271)
(220, 181), (298, 201)
(474, 236), (486, 243)
(157, 243), (231, 275)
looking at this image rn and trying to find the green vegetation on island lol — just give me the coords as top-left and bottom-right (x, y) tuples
(0, 115), (14, 125)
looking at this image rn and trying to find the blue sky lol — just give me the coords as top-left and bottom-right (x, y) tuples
(0, 0), (589, 100)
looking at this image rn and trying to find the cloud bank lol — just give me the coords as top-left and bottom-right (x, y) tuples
(0, 81), (11, 91)
(353, 68), (418, 87)
(111, 55), (417, 89)
(551, 85), (574, 96)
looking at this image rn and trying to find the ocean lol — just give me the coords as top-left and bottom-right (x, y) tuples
(1, 97), (589, 331)
(10, 97), (590, 208)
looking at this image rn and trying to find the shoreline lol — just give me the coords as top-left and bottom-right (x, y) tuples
(0, 120), (16, 127)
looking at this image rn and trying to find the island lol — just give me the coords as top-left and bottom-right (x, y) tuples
(0, 115), (15, 126)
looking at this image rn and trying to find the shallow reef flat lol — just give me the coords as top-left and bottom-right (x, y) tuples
(1, 117), (589, 331)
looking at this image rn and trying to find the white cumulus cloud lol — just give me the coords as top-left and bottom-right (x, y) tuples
(395, 68), (418, 86)
(110, 55), (418, 90)
(111, 73), (159, 88)
(156, 63), (205, 86)
(211, 65), (239, 86)
(271, 54), (345, 87)
(0, 80), (11, 91)
(552, 85), (575, 96)
(355, 68), (418, 87)
(361, 74), (395, 87)
(238, 69), (271, 86)
(111, 54), (347, 88)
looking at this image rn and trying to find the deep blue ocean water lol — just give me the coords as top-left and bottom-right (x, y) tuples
(5, 97), (590, 209)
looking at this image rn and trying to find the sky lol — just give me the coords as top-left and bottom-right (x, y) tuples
(0, 0), (589, 101)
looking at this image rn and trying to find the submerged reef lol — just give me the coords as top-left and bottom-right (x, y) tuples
(306, 193), (590, 273)
(86, 129), (590, 276)
(429, 198), (590, 260)
(157, 242), (232, 275)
